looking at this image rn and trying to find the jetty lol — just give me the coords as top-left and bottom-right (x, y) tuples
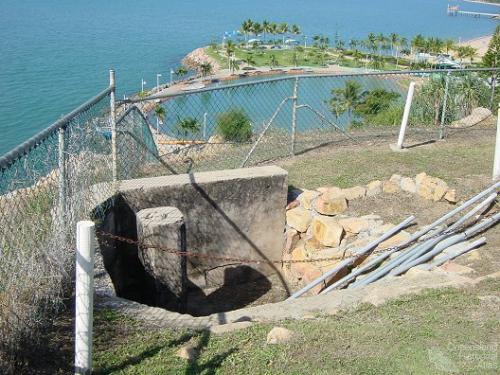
(447, 4), (500, 19)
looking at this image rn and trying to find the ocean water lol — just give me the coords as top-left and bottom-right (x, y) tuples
(0, 0), (498, 154)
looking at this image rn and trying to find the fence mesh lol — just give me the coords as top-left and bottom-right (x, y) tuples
(123, 68), (498, 176)
(0, 68), (498, 371)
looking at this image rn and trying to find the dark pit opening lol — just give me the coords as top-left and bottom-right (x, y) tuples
(95, 194), (288, 317)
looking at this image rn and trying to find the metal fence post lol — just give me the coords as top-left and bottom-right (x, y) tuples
(203, 112), (208, 140)
(58, 127), (66, 231)
(394, 81), (415, 150)
(494, 103), (500, 180)
(109, 70), (117, 182)
(439, 72), (451, 140)
(75, 220), (96, 375)
(290, 77), (299, 156)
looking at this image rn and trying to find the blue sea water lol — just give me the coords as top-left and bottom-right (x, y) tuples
(0, 0), (498, 154)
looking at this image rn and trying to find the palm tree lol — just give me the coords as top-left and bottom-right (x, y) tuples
(411, 34), (426, 55)
(328, 80), (365, 121)
(262, 20), (270, 42)
(455, 46), (468, 65)
(269, 22), (278, 42)
(279, 22), (289, 45)
(175, 117), (201, 139)
(241, 19), (253, 42)
(154, 104), (166, 133)
(252, 22), (262, 37)
(444, 39), (456, 55)
(352, 49), (363, 66)
(199, 62), (213, 77)
(291, 24), (300, 36)
(465, 46), (477, 64)
(390, 33), (399, 56)
(292, 51), (299, 67)
(244, 53), (255, 66)
(229, 55), (240, 74)
(269, 54), (278, 69)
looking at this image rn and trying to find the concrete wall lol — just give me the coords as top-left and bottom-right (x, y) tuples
(97, 166), (288, 304)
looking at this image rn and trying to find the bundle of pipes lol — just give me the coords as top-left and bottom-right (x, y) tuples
(288, 181), (500, 299)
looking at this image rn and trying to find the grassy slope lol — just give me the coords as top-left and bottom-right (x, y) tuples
(93, 279), (499, 374)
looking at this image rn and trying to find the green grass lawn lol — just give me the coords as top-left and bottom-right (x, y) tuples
(93, 279), (499, 374)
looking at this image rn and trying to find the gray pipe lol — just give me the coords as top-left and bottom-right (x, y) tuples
(286, 215), (415, 300)
(350, 234), (450, 288)
(392, 212), (500, 276)
(422, 237), (486, 270)
(326, 183), (500, 292)
(445, 193), (497, 233)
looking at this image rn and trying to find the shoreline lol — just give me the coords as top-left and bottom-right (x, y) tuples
(458, 34), (492, 56)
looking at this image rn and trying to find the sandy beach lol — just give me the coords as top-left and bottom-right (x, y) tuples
(459, 34), (492, 56)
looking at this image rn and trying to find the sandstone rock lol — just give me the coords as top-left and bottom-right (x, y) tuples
(366, 180), (382, 197)
(291, 242), (310, 263)
(312, 216), (344, 247)
(342, 186), (366, 200)
(267, 327), (295, 344)
(176, 343), (198, 361)
(400, 177), (417, 193)
(382, 180), (400, 194)
(415, 172), (427, 185)
(316, 186), (343, 196)
(416, 174), (449, 201)
(286, 207), (312, 232)
(444, 189), (458, 203)
(298, 190), (320, 210)
(284, 229), (300, 254)
(451, 107), (492, 128)
(389, 174), (402, 185)
(314, 194), (348, 216)
(338, 217), (377, 235)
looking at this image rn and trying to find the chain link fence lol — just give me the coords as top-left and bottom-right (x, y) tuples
(121, 68), (499, 177)
(0, 67), (498, 371)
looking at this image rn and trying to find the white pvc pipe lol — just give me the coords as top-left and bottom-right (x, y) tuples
(493, 103), (500, 180)
(423, 237), (486, 270)
(397, 81), (416, 149)
(75, 221), (96, 375)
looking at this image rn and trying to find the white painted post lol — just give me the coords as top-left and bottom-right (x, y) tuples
(396, 81), (416, 150)
(493, 103), (500, 180)
(74, 221), (96, 375)
(291, 77), (299, 156)
(109, 70), (117, 182)
(203, 112), (208, 140)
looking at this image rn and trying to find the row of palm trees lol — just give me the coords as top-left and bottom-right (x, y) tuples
(240, 19), (301, 44)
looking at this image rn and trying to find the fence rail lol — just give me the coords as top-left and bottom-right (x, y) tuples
(0, 67), (499, 372)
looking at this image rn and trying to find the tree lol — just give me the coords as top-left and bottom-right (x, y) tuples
(483, 25), (500, 68)
(354, 89), (401, 118)
(244, 53), (256, 66)
(464, 46), (477, 65)
(292, 52), (299, 67)
(328, 80), (364, 120)
(444, 39), (456, 55)
(199, 62), (213, 77)
(241, 19), (253, 42)
(269, 54), (278, 68)
(154, 105), (166, 123)
(252, 22), (263, 37)
(262, 20), (270, 42)
(175, 117), (201, 139)
(291, 24), (300, 36)
(390, 33), (399, 56)
(411, 34), (426, 54)
(216, 109), (253, 142)
(175, 66), (188, 79)
(229, 56), (240, 74)
(455, 46), (468, 65)
(352, 49), (363, 66)
(279, 22), (289, 45)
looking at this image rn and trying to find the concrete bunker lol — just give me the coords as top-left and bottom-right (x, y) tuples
(96, 166), (289, 316)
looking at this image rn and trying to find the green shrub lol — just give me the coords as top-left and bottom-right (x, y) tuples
(216, 109), (253, 142)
